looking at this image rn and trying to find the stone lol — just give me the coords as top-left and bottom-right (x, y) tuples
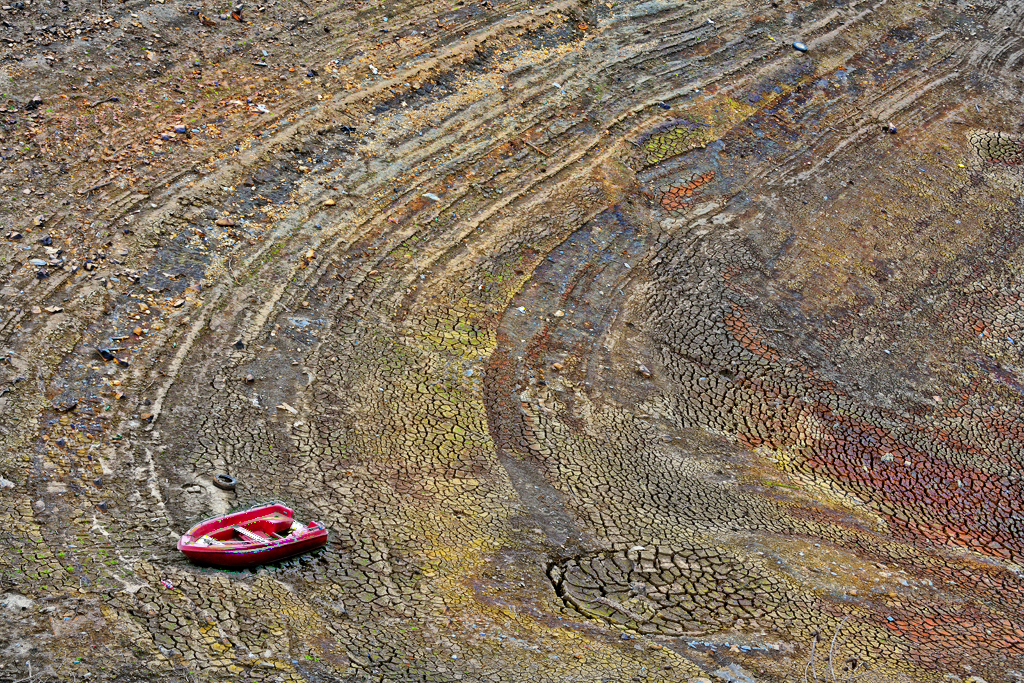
(216, 217), (236, 227)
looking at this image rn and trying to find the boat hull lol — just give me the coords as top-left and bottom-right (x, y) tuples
(177, 504), (328, 568)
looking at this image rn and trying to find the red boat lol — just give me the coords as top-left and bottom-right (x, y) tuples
(177, 503), (328, 568)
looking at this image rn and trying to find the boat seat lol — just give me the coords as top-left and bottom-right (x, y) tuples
(231, 525), (267, 542)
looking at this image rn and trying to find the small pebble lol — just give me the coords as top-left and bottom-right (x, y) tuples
(793, 41), (808, 52)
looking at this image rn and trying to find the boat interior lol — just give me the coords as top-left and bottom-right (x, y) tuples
(194, 512), (306, 546)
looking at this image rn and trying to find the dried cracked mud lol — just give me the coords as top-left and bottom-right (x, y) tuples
(2, 0), (1024, 681)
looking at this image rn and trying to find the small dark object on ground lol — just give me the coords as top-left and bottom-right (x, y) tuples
(213, 473), (237, 491)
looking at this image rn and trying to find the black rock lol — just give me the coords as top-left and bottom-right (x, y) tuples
(116, 358), (129, 368)
(234, 340), (245, 349)
(97, 348), (115, 361)
(39, 235), (52, 246)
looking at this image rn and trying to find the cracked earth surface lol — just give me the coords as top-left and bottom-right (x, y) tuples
(2, 0), (1024, 680)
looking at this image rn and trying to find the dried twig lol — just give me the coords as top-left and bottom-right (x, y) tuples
(524, 139), (549, 157)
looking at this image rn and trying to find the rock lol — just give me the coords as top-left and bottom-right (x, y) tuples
(29, 258), (47, 266)
(324, 198), (336, 206)
(44, 306), (63, 314)
(216, 217), (236, 227)
(245, 373), (255, 383)
(552, 362), (564, 371)
(134, 327), (143, 336)
(31, 215), (45, 227)
(637, 364), (651, 378)
(173, 125), (187, 134)
(33, 499), (45, 512)
(713, 663), (758, 683)
(7, 232), (23, 240)
(31, 306), (42, 315)
(886, 121), (898, 134)
(553, 310), (565, 317)
(97, 348), (115, 361)
(0, 477), (15, 489)
(793, 41), (808, 52)
(422, 192), (442, 202)
(51, 394), (78, 412)
(277, 402), (299, 414)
